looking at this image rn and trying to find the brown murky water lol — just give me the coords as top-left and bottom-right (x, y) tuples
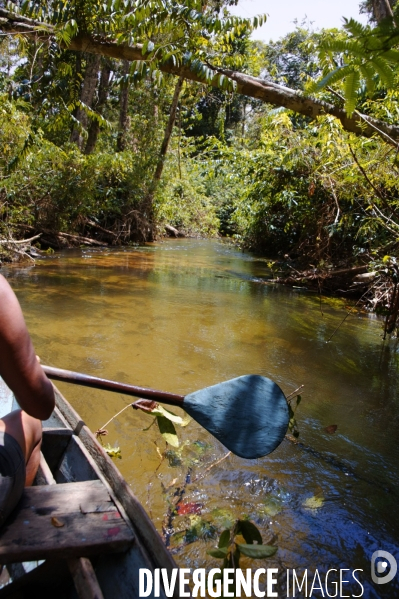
(3, 239), (399, 597)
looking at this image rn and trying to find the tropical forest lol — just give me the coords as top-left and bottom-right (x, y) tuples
(1, 0), (399, 319)
(1, 0), (399, 597)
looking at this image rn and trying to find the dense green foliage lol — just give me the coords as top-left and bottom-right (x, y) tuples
(1, 0), (399, 316)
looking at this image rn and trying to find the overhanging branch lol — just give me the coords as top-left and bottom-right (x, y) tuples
(1, 7), (399, 145)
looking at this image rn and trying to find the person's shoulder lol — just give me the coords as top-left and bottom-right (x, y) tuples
(0, 274), (10, 288)
(0, 275), (14, 300)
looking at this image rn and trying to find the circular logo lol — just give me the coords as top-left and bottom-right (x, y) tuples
(371, 551), (397, 585)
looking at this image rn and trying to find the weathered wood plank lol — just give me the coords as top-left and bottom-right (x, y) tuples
(56, 435), (98, 484)
(95, 545), (169, 599)
(56, 432), (135, 537)
(35, 452), (56, 486)
(68, 558), (105, 599)
(41, 428), (73, 473)
(53, 388), (187, 599)
(10, 479), (111, 513)
(0, 480), (134, 563)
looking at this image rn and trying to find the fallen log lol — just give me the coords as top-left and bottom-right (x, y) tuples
(1, 7), (399, 145)
(0, 233), (43, 262)
(86, 220), (118, 239)
(11, 226), (109, 249)
(270, 264), (369, 293)
(0, 233), (42, 246)
(56, 231), (108, 247)
(164, 224), (185, 238)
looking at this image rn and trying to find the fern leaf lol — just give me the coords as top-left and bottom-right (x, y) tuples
(311, 65), (356, 93)
(6, 132), (37, 174)
(343, 18), (371, 38)
(319, 39), (365, 58)
(379, 49), (399, 65)
(359, 63), (376, 93)
(369, 56), (395, 88)
(344, 69), (360, 116)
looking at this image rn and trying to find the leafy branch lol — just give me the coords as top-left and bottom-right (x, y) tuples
(133, 398), (190, 448)
(207, 519), (277, 596)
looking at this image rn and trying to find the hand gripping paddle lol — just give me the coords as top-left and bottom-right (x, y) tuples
(43, 366), (289, 459)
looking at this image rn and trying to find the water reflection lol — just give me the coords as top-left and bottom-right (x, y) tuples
(3, 239), (399, 596)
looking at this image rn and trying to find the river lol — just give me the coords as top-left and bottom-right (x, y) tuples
(3, 239), (399, 597)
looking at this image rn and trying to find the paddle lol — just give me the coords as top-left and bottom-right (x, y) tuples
(42, 366), (289, 459)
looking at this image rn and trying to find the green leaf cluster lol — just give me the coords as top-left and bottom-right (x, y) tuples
(141, 402), (191, 448)
(311, 14), (399, 115)
(207, 519), (277, 594)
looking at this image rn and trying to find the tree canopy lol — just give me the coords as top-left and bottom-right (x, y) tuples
(1, 3), (399, 143)
(1, 0), (399, 328)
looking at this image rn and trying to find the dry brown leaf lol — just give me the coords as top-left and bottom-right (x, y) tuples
(166, 478), (178, 489)
(324, 424), (338, 434)
(51, 516), (65, 528)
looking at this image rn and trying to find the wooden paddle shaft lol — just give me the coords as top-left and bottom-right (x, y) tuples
(42, 366), (185, 406)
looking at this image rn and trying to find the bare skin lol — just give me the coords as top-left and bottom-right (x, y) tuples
(0, 274), (55, 485)
(0, 411), (42, 486)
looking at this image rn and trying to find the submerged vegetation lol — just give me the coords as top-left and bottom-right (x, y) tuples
(1, 0), (399, 327)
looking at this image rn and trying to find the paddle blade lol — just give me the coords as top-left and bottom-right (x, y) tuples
(183, 375), (289, 459)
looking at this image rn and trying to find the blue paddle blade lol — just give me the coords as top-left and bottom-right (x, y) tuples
(183, 375), (289, 459)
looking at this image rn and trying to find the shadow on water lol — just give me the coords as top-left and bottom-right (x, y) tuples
(3, 239), (399, 597)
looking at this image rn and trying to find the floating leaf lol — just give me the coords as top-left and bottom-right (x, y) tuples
(237, 543), (277, 558)
(180, 414), (192, 427)
(324, 424), (338, 434)
(303, 495), (324, 510)
(211, 508), (235, 529)
(185, 518), (217, 543)
(104, 444), (122, 459)
(176, 502), (202, 516)
(156, 415), (179, 447)
(260, 495), (283, 517)
(192, 440), (212, 454)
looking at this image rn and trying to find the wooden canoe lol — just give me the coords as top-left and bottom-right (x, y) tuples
(0, 378), (186, 599)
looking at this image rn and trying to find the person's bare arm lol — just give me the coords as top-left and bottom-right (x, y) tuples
(0, 274), (55, 420)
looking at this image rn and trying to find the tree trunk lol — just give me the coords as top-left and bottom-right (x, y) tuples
(116, 60), (130, 152)
(143, 76), (184, 239)
(55, 34), (399, 146)
(2, 9), (399, 145)
(371, 0), (395, 22)
(70, 53), (101, 149)
(152, 77), (184, 185)
(84, 59), (111, 155)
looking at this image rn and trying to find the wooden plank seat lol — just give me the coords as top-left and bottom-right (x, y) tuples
(0, 480), (135, 564)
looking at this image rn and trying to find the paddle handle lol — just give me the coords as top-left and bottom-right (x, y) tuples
(42, 366), (185, 407)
